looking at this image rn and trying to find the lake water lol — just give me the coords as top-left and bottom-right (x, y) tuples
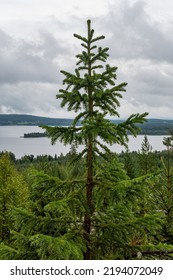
(0, 126), (167, 159)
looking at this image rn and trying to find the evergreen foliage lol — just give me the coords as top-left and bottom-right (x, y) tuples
(139, 136), (157, 175)
(0, 152), (29, 244)
(1, 142), (173, 259)
(0, 166), (86, 260)
(150, 136), (173, 244)
(41, 19), (148, 259)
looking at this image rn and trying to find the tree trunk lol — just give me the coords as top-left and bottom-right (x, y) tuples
(83, 138), (94, 259)
(83, 19), (94, 260)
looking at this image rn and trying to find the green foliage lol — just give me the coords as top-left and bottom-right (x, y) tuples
(29, 234), (84, 260)
(0, 152), (29, 243)
(41, 20), (148, 157)
(0, 157), (161, 260)
(40, 19), (148, 259)
(150, 136), (173, 245)
(0, 164), (87, 259)
(2, 147), (173, 259)
(138, 136), (157, 175)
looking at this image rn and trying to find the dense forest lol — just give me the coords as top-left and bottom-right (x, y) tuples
(1, 20), (173, 260)
(1, 136), (173, 260)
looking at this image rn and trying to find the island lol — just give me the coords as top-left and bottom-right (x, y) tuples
(23, 132), (47, 138)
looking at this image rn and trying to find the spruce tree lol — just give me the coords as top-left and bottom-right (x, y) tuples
(42, 20), (148, 259)
(139, 135), (154, 175)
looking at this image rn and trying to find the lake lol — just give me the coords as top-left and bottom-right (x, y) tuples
(0, 126), (168, 159)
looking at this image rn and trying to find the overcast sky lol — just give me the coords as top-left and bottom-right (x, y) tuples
(0, 0), (173, 119)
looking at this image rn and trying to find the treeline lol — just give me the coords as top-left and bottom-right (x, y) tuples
(0, 114), (73, 126)
(1, 137), (171, 176)
(1, 114), (173, 135)
(135, 119), (173, 135)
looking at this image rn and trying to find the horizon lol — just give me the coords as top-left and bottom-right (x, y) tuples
(1, 113), (173, 121)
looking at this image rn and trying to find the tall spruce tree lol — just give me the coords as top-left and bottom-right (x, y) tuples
(42, 20), (148, 259)
(139, 135), (154, 175)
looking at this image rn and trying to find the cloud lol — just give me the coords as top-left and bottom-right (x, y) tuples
(0, 82), (64, 116)
(97, 0), (173, 63)
(0, 25), (76, 116)
(0, 29), (13, 48)
(0, 0), (173, 118)
(0, 28), (73, 85)
(89, 1), (173, 118)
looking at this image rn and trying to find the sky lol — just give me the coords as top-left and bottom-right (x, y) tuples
(0, 0), (173, 119)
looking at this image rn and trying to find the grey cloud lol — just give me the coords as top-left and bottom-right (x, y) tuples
(1, 0), (173, 119)
(87, 0), (173, 119)
(0, 26), (75, 116)
(0, 29), (12, 49)
(0, 82), (60, 115)
(0, 29), (71, 85)
(118, 63), (173, 118)
(0, 81), (77, 118)
(36, 31), (70, 59)
(97, 0), (173, 63)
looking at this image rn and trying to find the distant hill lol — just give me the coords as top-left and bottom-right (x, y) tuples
(0, 114), (173, 135)
(133, 119), (173, 135)
(0, 114), (73, 126)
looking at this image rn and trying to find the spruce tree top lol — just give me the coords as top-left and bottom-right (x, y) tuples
(59, 19), (127, 119)
(42, 20), (148, 155)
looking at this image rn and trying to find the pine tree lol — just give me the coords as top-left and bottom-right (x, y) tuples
(41, 20), (148, 259)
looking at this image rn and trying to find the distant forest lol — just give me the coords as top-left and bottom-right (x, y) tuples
(0, 114), (73, 126)
(0, 114), (173, 135)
